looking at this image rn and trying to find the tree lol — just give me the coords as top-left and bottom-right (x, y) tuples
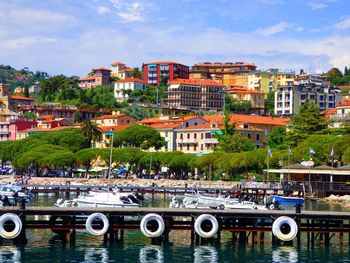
(75, 148), (101, 174)
(267, 126), (287, 149)
(73, 111), (83, 123)
(265, 91), (274, 114)
(113, 125), (164, 150)
(286, 100), (327, 146)
(215, 133), (255, 153)
(326, 67), (343, 85)
(131, 68), (143, 79)
(221, 113), (235, 135)
(81, 121), (103, 148)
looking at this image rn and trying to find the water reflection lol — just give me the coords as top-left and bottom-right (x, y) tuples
(139, 245), (164, 263)
(83, 247), (109, 263)
(0, 246), (21, 263)
(193, 246), (218, 263)
(272, 246), (298, 263)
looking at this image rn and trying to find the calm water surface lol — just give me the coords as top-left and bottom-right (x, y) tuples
(1, 194), (349, 262)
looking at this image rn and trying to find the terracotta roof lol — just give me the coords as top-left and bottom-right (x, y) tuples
(203, 114), (289, 126)
(139, 116), (202, 125)
(120, 68), (135, 72)
(37, 114), (54, 120)
(93, 67), (111, 71)
(151, 124), (183, 129)
(338, 102), (350, 107)
(92, 114), (127, 120)
(10, 95), (35, 101)
(79, 76), (96, 81)
(100, 125), (130, 132)
(169, 78), (224, 86)
(111, 62), (126, 66)
(116, 78), (146, 84)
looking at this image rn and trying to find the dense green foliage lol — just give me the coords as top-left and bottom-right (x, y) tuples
(267, 126), (287, 149)
(325, 67), (350, 86)
(0, 64), (48, 91)
(225, 96), (251, 114)
(81, 121), (102, 147)
(113, 125), (164, 150)
(265, 91), (275, 114)
(287, 100), (327, 146)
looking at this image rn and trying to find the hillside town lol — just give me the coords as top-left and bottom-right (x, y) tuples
(0, 60), (348, 154)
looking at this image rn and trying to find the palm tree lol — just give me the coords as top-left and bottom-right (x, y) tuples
(81, 120), (103, 148)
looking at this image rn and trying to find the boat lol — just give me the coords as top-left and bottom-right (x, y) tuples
(72, 190), (140, 208)
(271, 195), (304, 205)
(222, 199), (268, 210)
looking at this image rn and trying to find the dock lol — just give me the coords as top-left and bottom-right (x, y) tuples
(0, 206), (349, 246)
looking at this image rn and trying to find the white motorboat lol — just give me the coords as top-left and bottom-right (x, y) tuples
(221, 199), (268, 210)
(71, 190), (140, 208)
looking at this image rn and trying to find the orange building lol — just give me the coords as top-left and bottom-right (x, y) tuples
(190, 61), (257, 87)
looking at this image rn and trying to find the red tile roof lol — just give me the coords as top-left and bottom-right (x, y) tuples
(37, 114), (54, 120)
(79, 76), (96, 81)
(92, 114), (127, 120)
(139, 116), (202, 125)
(10, 95), (35, 101)
(338, 101), (350, 107)
(93, 67), (111, 71)
(116, 78), (146, 84)
(120, 68), (135, 72)
(169, 78), (224, 86)
(111, 62), (126, 66)
(203, 114), (289, 126)
(151, 124), (183, 129)
(100, 125), (130, 132)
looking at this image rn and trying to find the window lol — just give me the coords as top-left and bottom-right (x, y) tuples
(187, 145), (190, 151)
(256, 134), (260, 141)
(194, 145), (197, 151)
(247, 133), (251, 139)
(200, 144), (203, 151)
(165, 131), (168, 137)
(187, 134), (190, 139)
(201, 133), (204, 139)
(194, 133), (197, 139)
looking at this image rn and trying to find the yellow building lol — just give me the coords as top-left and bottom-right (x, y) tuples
(268, 69), (295, 91)
(248, 71), (270, 93)
(91, 114), (137, 126)
(228, 87), (265, 115)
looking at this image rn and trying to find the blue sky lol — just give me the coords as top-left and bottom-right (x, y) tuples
(0, 0), (349, 77)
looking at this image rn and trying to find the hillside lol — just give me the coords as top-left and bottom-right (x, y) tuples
(0, 64), (48, 91)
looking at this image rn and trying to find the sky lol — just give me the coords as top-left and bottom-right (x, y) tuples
(0, 0), (350, 77)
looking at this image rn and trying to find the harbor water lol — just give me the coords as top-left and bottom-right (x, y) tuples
(1, 194), (350, 262)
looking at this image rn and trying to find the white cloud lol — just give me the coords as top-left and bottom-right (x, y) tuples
(0, 8), (77, 25)
(307, 1), (328, 10)
(97, 6), (110, 14)
(110, 0), (146, 22)
(255, 22), (290, 36)
(336, 18), (350, 30)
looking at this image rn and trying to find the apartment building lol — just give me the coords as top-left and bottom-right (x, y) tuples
(190, 61), (257, 87)
(114, 78), (146, 102)
(142, 61), (189, 85)
(274, 84), (341, 116)
(175, 123), (264, 154)
(166, 78), (224, 111)
(268, 69), (295, 91)
(248, 71), (270, 93)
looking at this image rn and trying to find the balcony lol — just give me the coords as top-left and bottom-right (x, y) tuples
(177, 138), (198, 144)
(203, 138), (218, 144)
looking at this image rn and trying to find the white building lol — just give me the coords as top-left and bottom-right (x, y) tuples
(114, 78), (146, 102)
(274, 84), (341, 116)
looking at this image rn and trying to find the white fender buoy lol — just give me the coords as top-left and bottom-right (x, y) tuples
(85, 213), (109, 236)
(140, 213), (165, 238)
(272, 216), (298, 242)
(194, 214), (219, 238)
(0, 213), (23, 239)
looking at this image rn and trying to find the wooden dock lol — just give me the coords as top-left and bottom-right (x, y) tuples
(0, 206), (349, 246)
